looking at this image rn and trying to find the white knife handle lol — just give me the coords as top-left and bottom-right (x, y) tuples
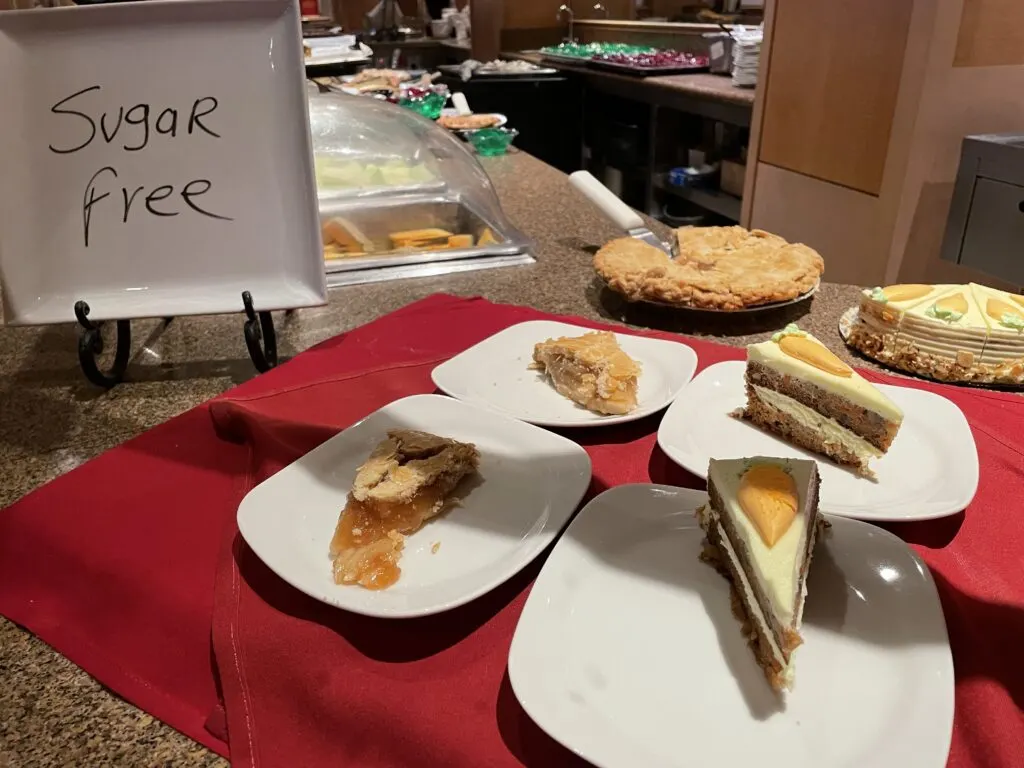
(568, 170), (645, 232)
(451, 92), (471, 116)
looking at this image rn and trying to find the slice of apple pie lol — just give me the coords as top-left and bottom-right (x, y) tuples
(329, 429), (479, 590)
(532, 331), (641, 415)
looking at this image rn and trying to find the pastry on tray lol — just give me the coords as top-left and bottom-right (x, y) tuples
(532, 331), (641, 415)
(696, 456), (825, 693)
(848, 282), (1024, 386)
(349, 68), (412, 88)
(593, 226), (824, 310)
(437, 113), (501, 131)
(329, 430), (480, 590)
(742, 324), (904, 477)
(322, 217), (375, 260)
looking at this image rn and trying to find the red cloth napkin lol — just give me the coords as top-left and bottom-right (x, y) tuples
(1, 294), (1022, 768)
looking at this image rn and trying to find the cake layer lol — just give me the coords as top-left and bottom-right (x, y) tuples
(748, 329), (903, 423)
(699, 510), (792, 690)
(702, 457), (822, 692)
(747, 362), (898, 451)
(745, 385), (873, 471)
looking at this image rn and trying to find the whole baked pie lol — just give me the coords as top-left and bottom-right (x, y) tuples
(594, 226), (824, 311)
(532, 331), (641, 414)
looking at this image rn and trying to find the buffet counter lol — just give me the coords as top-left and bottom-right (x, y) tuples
(0, 150), (866, 765)
(511, 51), (754, 124)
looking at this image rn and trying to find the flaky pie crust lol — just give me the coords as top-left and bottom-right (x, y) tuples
(594, 227), (824, 310)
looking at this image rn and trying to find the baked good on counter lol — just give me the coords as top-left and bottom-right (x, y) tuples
(593, 226), (824, 310)
(322, 217), (375, 259)
(347, 68), (413, 92)
(696, 457), (825, 693)
(848, 282), (1024, 385)
(743, 325), (904, 476)
(329, 430), (480, 590)
(437, 113), (502, 131)
(532, 331), (641, 415)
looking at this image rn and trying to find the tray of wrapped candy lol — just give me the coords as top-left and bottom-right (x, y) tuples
(588, 50), (710, 75)
(537, 42), (655, 64)
(438, 59), (558, 80)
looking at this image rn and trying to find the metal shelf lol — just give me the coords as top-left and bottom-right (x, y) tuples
(653, 175), (741, 222)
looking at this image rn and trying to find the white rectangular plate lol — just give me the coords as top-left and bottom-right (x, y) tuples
(0, 0), (326, 324)
(657, 361), (979, 520)
(509, 484), (954, 768)
(431, 320), (698, 427)
(237, 394), (592, 618)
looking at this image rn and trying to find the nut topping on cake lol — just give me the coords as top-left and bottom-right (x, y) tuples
(737, 465), (798, 547)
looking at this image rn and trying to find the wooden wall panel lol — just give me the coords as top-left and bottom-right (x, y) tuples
(757, 0), (913, 196)
(581, 0), (633, 19)
(331, 0), (467, 33)
(750, 162), (886, 285)
(504, 0), (563, 29)
(579, 26), (710, 52)
(954, 0), (1024, 68)
(472, 0), (502, 60)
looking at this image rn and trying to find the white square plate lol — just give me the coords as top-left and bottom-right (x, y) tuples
(0, 0), (326, 324)
(237, 394), (592, 618)
(509, 484), (954, 768)
(431, 320), (698, 427)
(657, 361), (978, 520)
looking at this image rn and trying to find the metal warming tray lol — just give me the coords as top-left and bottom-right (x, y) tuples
(308, 89), (534, 285)
(321, 194), (532, 286)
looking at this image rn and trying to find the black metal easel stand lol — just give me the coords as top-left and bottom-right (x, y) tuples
(74, 300), (131, 388)
(73, 291), (279, 387)
(242, 290), (278, 373)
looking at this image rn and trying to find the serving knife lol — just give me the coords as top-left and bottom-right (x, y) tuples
(568, 170), (674, 256)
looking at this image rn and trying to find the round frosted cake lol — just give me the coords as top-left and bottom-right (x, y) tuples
(847, 282), (1024, 385)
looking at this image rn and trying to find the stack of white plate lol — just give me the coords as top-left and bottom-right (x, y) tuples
(731, 25), (763, 87)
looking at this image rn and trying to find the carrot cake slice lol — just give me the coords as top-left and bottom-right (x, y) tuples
(696, 457), (824, 692)
(743, 325), (904, 475)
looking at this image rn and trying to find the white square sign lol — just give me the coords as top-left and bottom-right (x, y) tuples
(0, 0), (327, 325)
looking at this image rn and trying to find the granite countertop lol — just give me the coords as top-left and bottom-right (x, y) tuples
(513, 52), (755, 106)
(0, 151), (861, 766)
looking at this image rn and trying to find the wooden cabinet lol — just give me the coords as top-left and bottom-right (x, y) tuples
(757, 0), (912, 196)
(744, 0), (1024, 287)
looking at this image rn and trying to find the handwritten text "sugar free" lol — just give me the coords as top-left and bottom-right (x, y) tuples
(48, 85), (234, 247)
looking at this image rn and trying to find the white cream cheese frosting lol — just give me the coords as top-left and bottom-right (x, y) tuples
(708, 457), (815, 630)
(748, 327), (904, 424)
